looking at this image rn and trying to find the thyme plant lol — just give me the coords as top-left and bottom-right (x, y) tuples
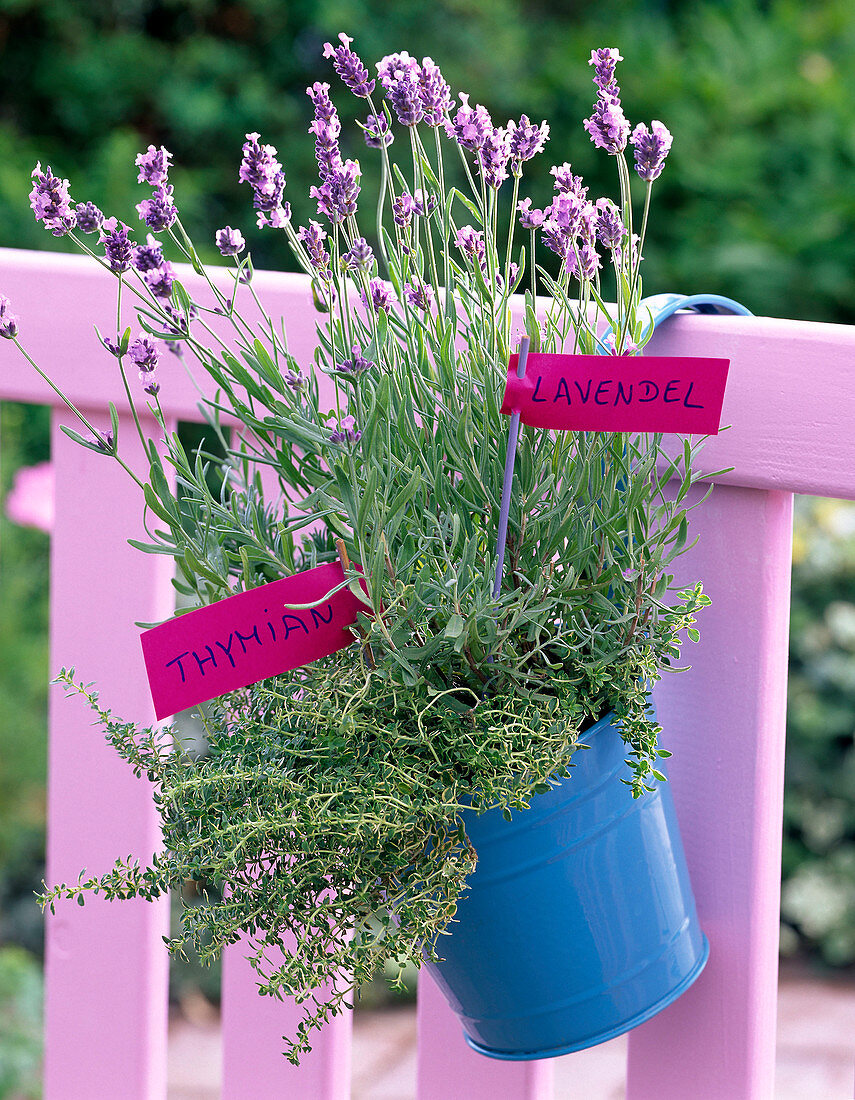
(6, 41), (712, 1060)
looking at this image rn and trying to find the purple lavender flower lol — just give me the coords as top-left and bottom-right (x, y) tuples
(100, 334), (122, 357)
(412, 188), (437, 216)
(306, 81), (337, 123)
(376, 51), (419, 90)
(136, 184), (177, 232)
(99, 218), (134, 273)
(360, 113), (394, 149)
(604, 332), (638, 356)
(630, 120), (673, 182)
(323, 32), (375, 97)
(377, 52), (423, 127)
(297, 221), (331, 274)
(74, 201), (104, 234)
(360, 278), (396, 313)
(135, 145), (172, 186)
(342, 237), (374, 271)
(239, 132), (290, 227)
(0, 295), (19, 339)
(132, 234), (164, 273)
(128, 335), (159, 373)
(540, 219), (570, 261)
(334, 348), (375, 375)
(454, 225), (488, 273)
(329, 414), (362, 445)
(478, 126), (511, 189)
(404, 280), (433, 312)
(578, 200), (599, 242)
(446, 93), (492, 151)
(310, 159), (360, 224)
(595, 198), (624, 252)
(240, 131), (283, 189)
(507, 115), (550, 175)
(517, 198), (545, 230)
(584, 96), (630, 155)
(145, 262), (176, 300)
(589, 48), (623, 95)
(550, 163), (587, 197)
(583, 47), (630, 155)
(567, 239), (601, 282)
(216, 226), (246, 256)
(309, 114), (342, 181)
(97, 430), (115, 453)
(548, 192), (586, 236)
(418, 57), (453, 127)
(30, 163), (76, 236)
(141, 371), (161, 397)
(285, 368), (305, 391)
(494, 263), (520, 294)
(392, 192), (417, 228)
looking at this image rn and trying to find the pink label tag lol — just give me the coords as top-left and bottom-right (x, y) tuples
(501, 353), (729, 434)
(141, 562), (363, 720)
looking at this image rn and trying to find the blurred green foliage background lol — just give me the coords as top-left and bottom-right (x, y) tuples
(2, 0), (855, 1089)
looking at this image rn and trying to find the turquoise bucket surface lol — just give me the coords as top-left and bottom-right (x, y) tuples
(424, 710), (709, 1060)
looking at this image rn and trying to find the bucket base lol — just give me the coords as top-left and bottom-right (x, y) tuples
(462, 934), (710, 1061)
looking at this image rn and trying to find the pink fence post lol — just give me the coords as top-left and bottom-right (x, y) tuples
(44, 411), (175, 1100)
(222, 934), (353, 1099)
(416, 974), (554, 1099)
(627, 484), (794, 1100)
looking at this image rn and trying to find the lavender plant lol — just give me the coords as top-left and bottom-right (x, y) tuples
(7, 41), (710, 1060)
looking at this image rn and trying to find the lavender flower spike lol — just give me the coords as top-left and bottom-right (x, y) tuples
(216, 226), (246, 256)
(630, 121), (673, 182)
(507, 115), (550, 175)
(478, 126), (511, 190)
(517, 198), (545, 230)
(342, 238), (374, 271)
(74, 201), (104, 234)
(99, 218), (134, 274)
(310, 159), (361, 224)
(360, 278), (396, 313)
(583, 47), (630, 155)
(136, 185), (177, 233)
(128, 335), (159, 373)
(378, 52), (424, 127)
(132, 234), (165, 272)
(446, 93), (492, 151)
(589, 48), (623, 96)
(323, 33), (375, 97)
(418, 58), (453, 127)
(0, 295), (19, 339)
(584, 95), (630, 155)
(329, 414), (362, 445)
(30, 163), (76, 236)
(360, 113), (394, 149)
(145, 262), (176, 300)
(135, 145), (172, 186)
(595, 198), (624, 253)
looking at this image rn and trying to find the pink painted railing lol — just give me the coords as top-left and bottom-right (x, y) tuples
(2, 245), (855, 1099)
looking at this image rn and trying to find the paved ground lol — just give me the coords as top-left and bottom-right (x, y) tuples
(168, 964), (855, 1098)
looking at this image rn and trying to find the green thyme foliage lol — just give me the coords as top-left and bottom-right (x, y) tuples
(46, 668), (595, 1062)
(27, 46), (714, 1061)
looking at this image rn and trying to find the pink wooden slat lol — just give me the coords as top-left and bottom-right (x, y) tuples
(220, 460), (353, 1098)
(646, 313), (855, 500)
(627, 484), (794, 1099)
(3, 247), (855, 501)
(45, 411), (175, 1099)
(222, 934), (353, 1099)
(416, 974), (554, 1100)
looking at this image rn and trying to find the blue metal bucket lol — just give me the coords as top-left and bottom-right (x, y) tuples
(424, 710), (709, 1060)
